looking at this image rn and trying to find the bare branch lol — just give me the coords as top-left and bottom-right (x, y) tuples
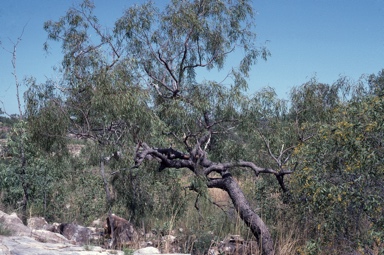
(258, 131), (280, 166)
(134, 143), (193, 170)
(7, 23), (28, 120)
(134, 138), (294, 193)
(178, 29), (193, 83)
(157, 50), (179, 93)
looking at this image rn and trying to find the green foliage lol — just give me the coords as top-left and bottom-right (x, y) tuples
(0, 115), (18, 126)
(2, 1), (384, 254)
(24, 78), (68, 154)
(367, 69), (384, 97)
(111, 165), (187, 228)
(113, 0), (267, 93)
(191, 231), (216, 255)
(239, 87), (294, 164)
(289, 79), (384, 250)
(0, 121), (66, 220)
(39, 0), (270, 237)
(123, 248), (134, 255)
(303, 240), (321, 255)
(49, 158), (106, 224)
(0, 122), (31, 206)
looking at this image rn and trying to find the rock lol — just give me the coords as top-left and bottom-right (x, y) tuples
(225, 234), (244, 244)
(45, 222), (61, 233)
(0, 210), (191, 255)
(208, 246), (219, 255)
(87, 226), (105, 244)
(91, 218), (103, 228)
(0, 210), (124, 255)
(105, 214), (138, 249)
(162, 234), (176, 244)
(134, 246), (161, 255)
(27, 217), (49, 230)
(0, 235), (124, 255)
(0, 211), (30, 236)
(32, 229), (71, 243)
(214, 234), (256, 255)
(133, 246), (189, 255)
(0, 211), (71, 244)
(59, 223), (93, 245)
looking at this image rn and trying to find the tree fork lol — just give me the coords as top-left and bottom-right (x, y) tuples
(134, 143), (279, 255)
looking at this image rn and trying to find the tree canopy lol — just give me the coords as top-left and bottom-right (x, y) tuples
(0, 1), (383, 254)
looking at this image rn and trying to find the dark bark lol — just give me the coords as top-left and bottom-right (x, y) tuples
(20, 174), (29, 225)
(133, 143), (292, 255)
(208, 174), (274, 255)
(100, 156), (114, 247)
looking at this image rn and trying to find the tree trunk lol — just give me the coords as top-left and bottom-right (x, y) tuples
(208, 173), (275, 255)
(21, 182), (29, 225)
(20, 146), (28, 226)
(100, 157), (115, 247)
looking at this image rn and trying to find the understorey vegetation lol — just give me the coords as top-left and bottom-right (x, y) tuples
(0, 1), (383, 254)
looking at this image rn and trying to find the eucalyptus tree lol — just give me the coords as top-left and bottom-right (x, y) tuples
(112, 1), (288, 254)
(286, 76), (384, 252)
(42, 0), (300, 254)
(0, 29), (31, 224)
(1, 28), (73, 223)
(43, 0), (156, 241)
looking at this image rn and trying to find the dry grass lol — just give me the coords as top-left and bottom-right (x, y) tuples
(208, 188), (231, 206)
(274, 223), (302, 255)
(67, 143), (85, 157)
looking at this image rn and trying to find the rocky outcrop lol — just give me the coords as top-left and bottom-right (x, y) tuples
(134, 247), (161, 255)
(105, 214), (138, 249)
(0, 211), (30, 236)
(0, 210), (190, 255)
(58, 223), (94, 245)
(0, 235), (124, 255)
(0, 210), (123, 255)
(27, 216), (49, 230)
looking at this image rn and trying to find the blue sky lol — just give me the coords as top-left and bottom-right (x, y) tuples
(1, 0), (384, 115)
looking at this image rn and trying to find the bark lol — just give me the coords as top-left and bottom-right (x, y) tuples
(100, 156), (114, 247)
(133, 143), (291, 255)
(208, 173), (275, 255)
(20, 174), (29, 225)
